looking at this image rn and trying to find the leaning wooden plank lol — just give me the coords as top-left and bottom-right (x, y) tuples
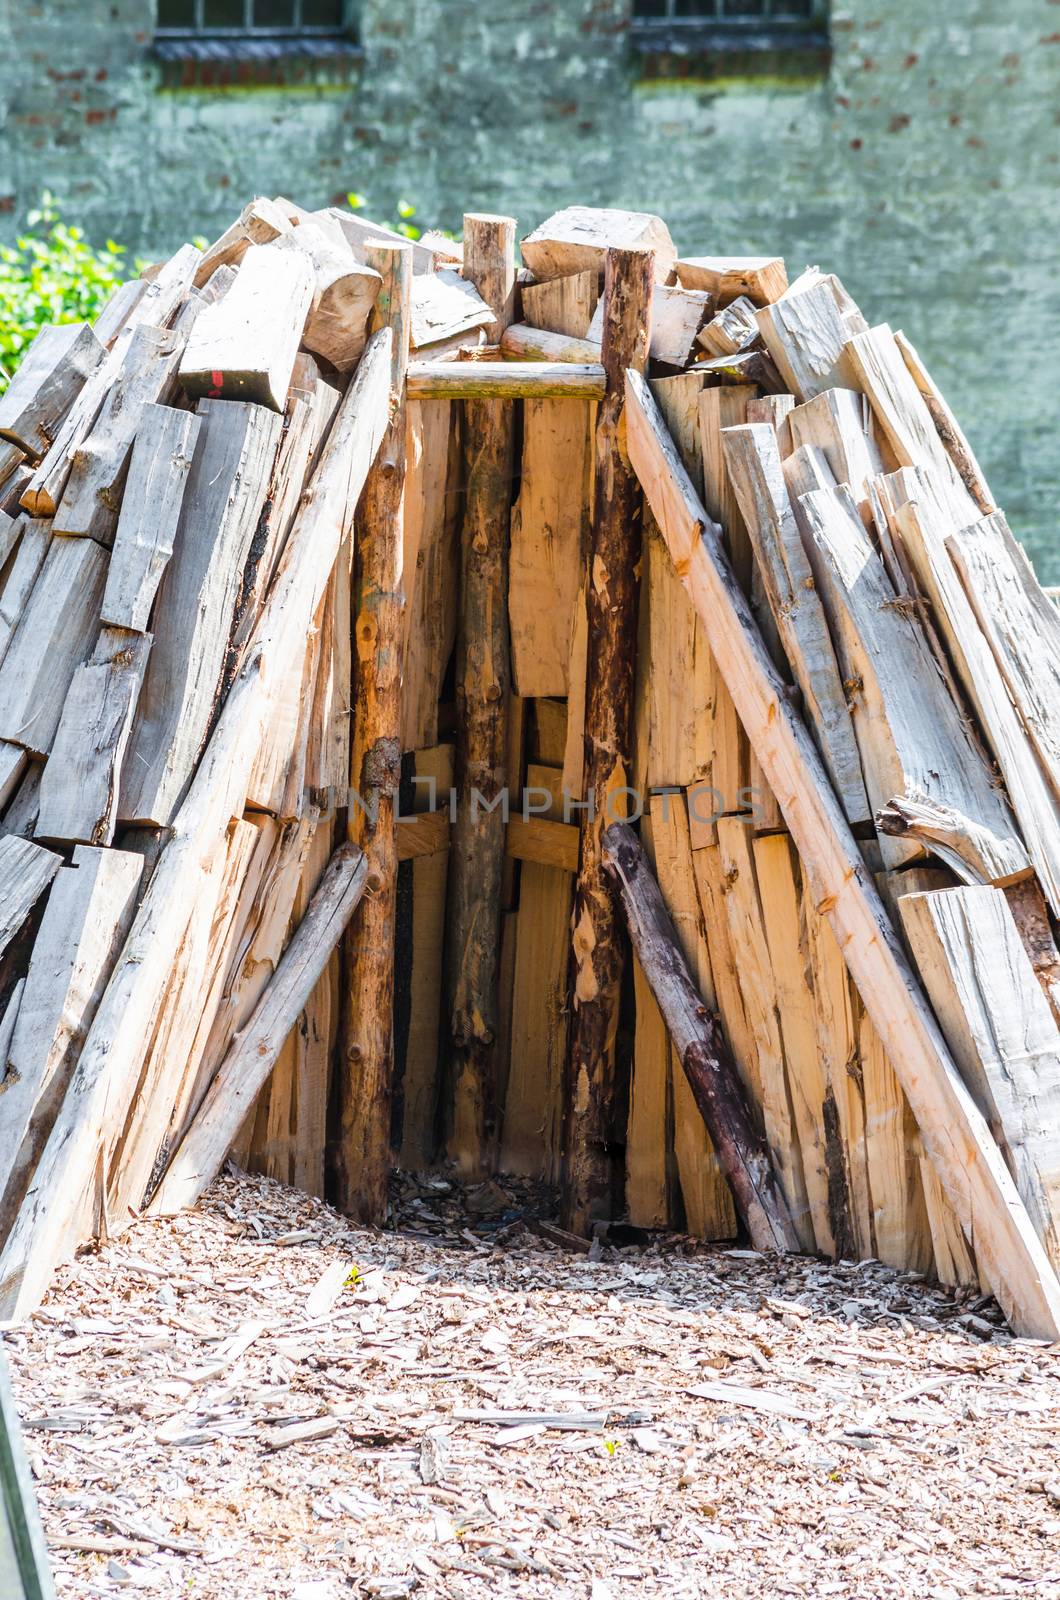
(0, 508), (20, 571)
(99, 404), (201, 633)
(0, 329), (391, 1320)
(893, 329), (993, 513)
(0, 323), (104, 459)
(0, 846), (142, 1242)
(754, 271), (862, 403)
(401, 399), (458, 750)
(407, 362), (606, 400)
(0, 442), (25, 495)
(676, 255), (788, 308)
(623, 368), (1060, 1338)
(798, 483), (1028, 881)
(0, 535), (108, 756)
(900, 886), (1060, 1270)
(93, 276), (150, 346)
(696, 295), (759, 360)
(0, 518), (52, 670)
(857, 999), (932, 1272)
(119, 399), (282, 826)
(521, 207), (676, 284)
(179, 241), (315, 411)
(193, 196), (292, 287)
(627, 952), (674, 1229)
(36, 628), (152, 846)
(150, 844), (367, 1217)
(787, 387), (883, 513)
(722, 424), (870, 827)
(0, 836), (62, 961)
(603, 820), (799, 1252)
(947, 513), (1060, 811)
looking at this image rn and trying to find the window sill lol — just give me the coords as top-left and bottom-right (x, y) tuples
(152, 35), (363, 89)
(632, 20), (830, 83)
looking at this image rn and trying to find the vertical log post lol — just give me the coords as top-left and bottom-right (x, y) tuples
(336, 240), (412, 1222)
(446, 214), (517, 1175)
(562, 246), (654, 1233)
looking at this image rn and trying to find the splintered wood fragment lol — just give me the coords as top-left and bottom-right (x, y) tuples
(179, 240), (315, 411)
(0, 534), (108, 756)
(100, 404), (201, 632)
(894, 329), (993, 512)
(152, 844), (367, 1217)
(500, 323), (602, 364)
(0, 322), (105, 459)
(686, 1381), (818, 1421)
(0, 518), (53, 669)
(119, 399), (282, 826)
(900, 886), (1060, 1270)
(622, 369), (1060, 1338)
(406, 361), (605, 400)
(93, 276), (150, 346)
(787, 387), (883, 511)
(754, 271), (862, 402)
(676, 255), (788, 308)
(588, 283), (713, 367)
(722, 423), (870, 826)
(36, 628), (152, 846)
(292, 222), (382, 373)
(0, 835), (61, 959)
(694, 347), (786, 393)
(411, 267), (493, 351)
(521, 207), (676, 284)
(193, 196), (292, 287)
(798, 483), (1028, 881)
(696, 296), (759, 360)
(603, 821), (800, 1253)
(0, 329), (391, 1320)
(0, 845), (142, 1242)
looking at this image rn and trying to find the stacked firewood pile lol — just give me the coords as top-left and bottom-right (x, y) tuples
(0, 197), (1058, 1343)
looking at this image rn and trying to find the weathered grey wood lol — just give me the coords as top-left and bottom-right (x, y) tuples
(53, 324), (182, 545)
(900, 886), (1060, 1270)
(0, 744), (27, 814)
(326, 208), (437, 274)
(93, 276), (150, 346)
(0, 520), (52, 670)
(0, 535), (108, 756)
(410, 268), (493, 352)
(722, 423), (870, 826)
(407, 362), (606, 400)
(696, 295), (759, 359)
(193, 195), (291, 287)
(99, 405), (201, 633)
(754, 271), (865, 402)
(0, 323), (104, 459)
(151, 844), (367, 1218)
(20, 243), (201, 517)
(521, 206), (676, 284)
(119, 399), (282, 826)
(0, 845), (142, 1242)
(788, 387), (883, 510)
(36, 629), (153, 846)
(1, 764), (40, 841)
(0, 442), (25, 495)
(0, 329), (390, 1321)
(0, 836), (62, 961)
(0, 464), (32, 516)
(0, 510), (18, 571)
(798, 483), (1029, 881)
(178, 241), (316, 411)
(894, 329), (994, 513)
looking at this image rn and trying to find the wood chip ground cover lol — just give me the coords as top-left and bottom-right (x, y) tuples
(5, 1170), (1060, 1598)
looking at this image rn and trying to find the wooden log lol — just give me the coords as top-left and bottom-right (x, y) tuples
(893, 330), (993, 513)
(193, 196), (292, 287)
(787, 387), (883, 513)
(0, 835), (62, 961)
(561, 245), (653, 1234)
(603, 820), (799, 1252)
(722, 424), (870, 827)
(99, 405), (200, 633)
(406, 361), (605, 400)
(588, 284), (713, 368)
(754, 271), (863, 403)
(0, 442), (25, 494)
(506, 812), (579, 872)
(179, 241), (315, 411)
(93, 276), (150, 346)
(676, 255), (788, 308)
(294, 225), (382, 374)
(0, 743), (27, 814)
(521, 207), (676, 284)
(410, 267), (493, 352)
(627, 951), (674, 1229)
(500, 324), (601, 364)
(693, 347), (786, 393)
(0, 518), (52, 670)
(622, 370), (1060, 1338)
(0, 322), (104, 459)
(900, 887), (1060, 1270)
(401, 400), (459, 750)
(0, 534), (108, 756)
(521, 270), (598, 338)
(746, 393), (796, 455)
(336, 241), (413, 1222)
(0, 845), (142, 1242)
(151, 844), (367, 1217)
(326, 207), (437, 275)
(444, 214), (517, 1180)
(798, 483), (1029, 881)
(696, 296), (759, 360)
(0, 330), (391, 1320)
(119, 399), (282, 826)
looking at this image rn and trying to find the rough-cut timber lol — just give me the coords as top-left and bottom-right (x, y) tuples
(0, 321), (104, 459)
(521, 207), (676, 284)
(754, 271), (864, 402)
(406, 362), (605, 400)
(178, 241), (315, 411)
(561, 246), (653, 1234)
(99, 404), (201, 633)
(445, 214), (517, 1179)
(603, 821), (800, 1253)
(336, 239), (413, 1223)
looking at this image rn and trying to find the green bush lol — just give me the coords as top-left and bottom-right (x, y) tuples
(0, 194), (139, 393)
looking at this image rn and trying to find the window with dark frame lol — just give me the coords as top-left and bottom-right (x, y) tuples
(631, 0), (829, 55)
(155, 0), (355, 37)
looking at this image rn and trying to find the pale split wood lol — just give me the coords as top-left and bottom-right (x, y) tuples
(0, 322), (105, 459)
(291, 223), (382, 374)
(179, 240), (315, 412)
(746, 393), (796, 456)
(627, 951), (674, 1229)
(622, 369), (1060, 1337)
(588, 284), (713, 367)
(787, 387), (884, 517)
(675, 255), (788, 308)
(99, 405), (201, 632)
(193, 196), (292, 287)
(0, 518), (53, 670)
(401, 400), (458, 751)
(521, 207), (676, 285)
(754, 271), (863, 403)
(696, 296), (759, 360)
(893, 329), (994, 513)
(410, 268), (493, 352)
(500, 324), (601, 364)
(407, 362), (605, 401)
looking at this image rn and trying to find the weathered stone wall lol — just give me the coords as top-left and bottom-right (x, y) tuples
(1, 2), (1057, 577)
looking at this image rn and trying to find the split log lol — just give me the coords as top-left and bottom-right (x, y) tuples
(445, 214), (517, 1179)
(293, 223), (382, 374)
(92, 277), (150, 346)
(787, 387), (883, 513)
(119, 399), (282, 826)
(622, 369), (1060, 1338)
(521, 207), (676, 284)
(36, 629), (153, 846)
(336, 240), (413, 1221)
(0, 845), (142, 1242)
(326, 208), (437, 274)
(406, 362), (605, 400)
(754, 270), (864, 402)
(151, 844), (368, 1218)
(401, 400), (459, 750)
(746, 393), (796, 455)
(676, 255), (789, 308)
(561, 245), (653, 1234)
(0, 443), (25, 494)
(696, 296), (759, 360)
(0, 518), (53, 669)
(0, 743), (27, 812)
(521, 270), (599, 338)
(0, 836), (62, 961)
(693, 347), (786, 393)
(0, 534), (108, 756)
(0, 328), (390, 1320)
(99, 405), (201, 633)
(410, 268), (493, 352)
(899, 887), (1060, 1270)
(893, 330), (993, 513)
(193, 196), (292, 287)
(588, 284), (713, 368)
(602, 820), (800, 1253)
(0, 322), (104, 459)
(627, 950), (674, 1229)
(179, 241), (315, 411)
(500, 325), (601, 364)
